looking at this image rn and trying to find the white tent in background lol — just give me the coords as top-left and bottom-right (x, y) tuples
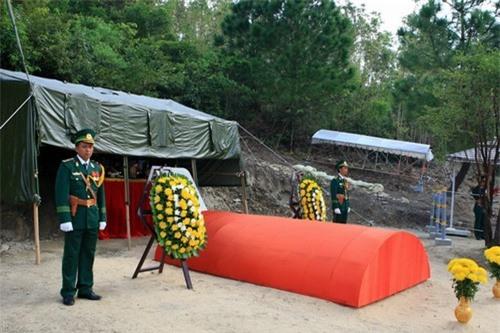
(310, 130), (433, 180)
(445, 141), (500, 237)
(312, 129), (434, 161)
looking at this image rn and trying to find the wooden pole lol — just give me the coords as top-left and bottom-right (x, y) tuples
(240, 171), (248, 214)
(191, 159), (198, 185)
(123, 156), (131, 250)
(33, 203), (41, 264)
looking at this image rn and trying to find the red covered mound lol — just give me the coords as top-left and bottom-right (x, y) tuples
(154, 210), (430, 307)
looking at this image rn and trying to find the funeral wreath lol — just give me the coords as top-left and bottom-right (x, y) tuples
(150, 173), (207, 259)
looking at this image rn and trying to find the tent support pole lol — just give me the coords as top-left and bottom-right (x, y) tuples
(240, 171), (248, 214)
(33, 203), (41, 264)
(124, 156), (131, 250)
(191, 159), (198, 185)
(449, 163), (456, 229)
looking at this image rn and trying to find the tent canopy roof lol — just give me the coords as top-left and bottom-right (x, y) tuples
(0, 68), (241, 161)
(1, 69), (242, 203)
(1, 69), (224, 122)
(447, 141), (500, 164)
(311, 129), (433, 161)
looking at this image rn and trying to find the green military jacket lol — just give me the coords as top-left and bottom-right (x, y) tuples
(55, 157), (106, 229)
(330, 175), (350, 212)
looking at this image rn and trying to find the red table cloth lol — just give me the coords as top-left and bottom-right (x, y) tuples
(99, 179), (151, 240)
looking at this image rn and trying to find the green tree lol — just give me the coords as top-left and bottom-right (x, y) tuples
(219, 0), (354, 149)
(428, 48), (500, 245)
(396, 0), (499, 153)
(334, 2), (397, 138)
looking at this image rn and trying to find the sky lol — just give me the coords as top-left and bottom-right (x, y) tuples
(339, 0), (421, 36)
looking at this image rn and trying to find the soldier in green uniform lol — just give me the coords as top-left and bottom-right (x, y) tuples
(331, 160), (350, 223)
(55, 129), (107, 306)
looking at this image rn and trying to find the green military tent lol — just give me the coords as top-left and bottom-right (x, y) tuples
(1, 68), (242, 203)
(0, 68), (244, 262)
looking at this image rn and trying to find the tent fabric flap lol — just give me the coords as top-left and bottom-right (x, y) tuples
(0, 75), (39, 203)
(312, 129), (433, 161)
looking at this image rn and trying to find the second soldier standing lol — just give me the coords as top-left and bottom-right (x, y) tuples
(331, 160), (350, 223)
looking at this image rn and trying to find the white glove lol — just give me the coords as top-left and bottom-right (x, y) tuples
(348, 207), (351, 213)
(334, 208), (341, 215)
(60, 222), (73, 232)
(99, 222), (107, 230)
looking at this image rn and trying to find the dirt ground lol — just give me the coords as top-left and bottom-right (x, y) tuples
(1, 138), (499, 332)
(1, 231), (499, 333)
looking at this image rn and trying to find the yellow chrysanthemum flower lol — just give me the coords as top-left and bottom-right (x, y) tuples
(181, 188), (190, 199)
(174, 232), (181, 239)
(160, 231), (166, 238)
(179, 199), (188, 210)
(159, 222), (167, 229)
(155, 185), (163, 193)
(155, 203), (163, 211)
(484, 246), (500, 265)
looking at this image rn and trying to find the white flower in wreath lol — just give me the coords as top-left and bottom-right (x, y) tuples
(189, 206), (195, 212)
(174, 217), (180, 222)
(181, 225), (186, 231)
(175, 209), (180, 216)
(188, 200), (193, 207)
(177, 222), (183, 228)
(174, 194), (179, 202)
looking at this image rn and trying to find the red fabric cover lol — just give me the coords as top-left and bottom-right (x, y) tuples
(155, 210), (430, 308)
(99, 179), (151, 240)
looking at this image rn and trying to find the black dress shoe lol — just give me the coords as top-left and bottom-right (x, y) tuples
(62, 296), (75, 306)
(77, 291), (102, 301)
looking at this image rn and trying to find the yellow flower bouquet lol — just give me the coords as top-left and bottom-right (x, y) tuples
(299, 176), (327, 222)
(447, 258), (488, 300)
(150, 173), (207, 260)
(484, 246), (500, 279)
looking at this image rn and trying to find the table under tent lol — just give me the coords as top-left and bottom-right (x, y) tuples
(0, 68), (245, 264)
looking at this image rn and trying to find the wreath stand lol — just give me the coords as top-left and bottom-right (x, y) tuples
(131, 166), (193, 289)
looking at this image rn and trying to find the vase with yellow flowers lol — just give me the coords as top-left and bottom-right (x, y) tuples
(484, 246), (500, 298)
(447, 258), (488, 323)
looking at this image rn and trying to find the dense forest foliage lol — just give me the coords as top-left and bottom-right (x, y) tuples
(1, 0), (498, 156)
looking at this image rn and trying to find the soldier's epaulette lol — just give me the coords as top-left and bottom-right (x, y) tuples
(62, 158), (74, 163)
